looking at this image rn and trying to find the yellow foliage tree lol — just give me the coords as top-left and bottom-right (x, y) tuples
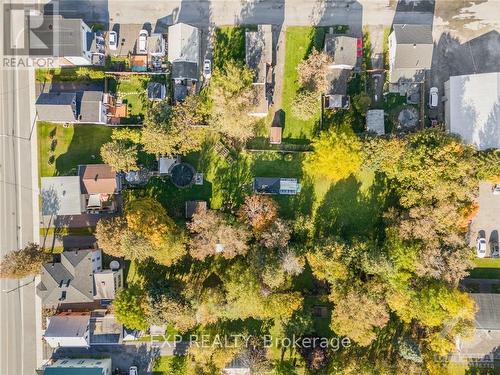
(304, 128), (362, 183)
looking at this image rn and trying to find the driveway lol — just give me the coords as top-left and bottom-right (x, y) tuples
(469, 182), (500, 258)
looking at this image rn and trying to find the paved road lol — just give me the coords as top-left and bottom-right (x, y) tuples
(0, 7), (41, 375)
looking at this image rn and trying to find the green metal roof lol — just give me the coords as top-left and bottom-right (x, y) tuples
(45, 367), (103, 375)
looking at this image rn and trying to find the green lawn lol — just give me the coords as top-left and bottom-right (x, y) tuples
(213, 26), (249, 69)
(281, 27), (325, 141)
(447, 362), (500, 375)
(38, 122), (112, 177)
(107, 75), (156, 124)
(152, 356), (187, 375)
(469, 258), (500, 279)
(39, 227), (95, 236)
(124, 140), (306, 220)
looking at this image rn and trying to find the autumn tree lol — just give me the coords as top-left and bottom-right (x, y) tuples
(0, 243), (50, 279)
(188, 209), (250, 260)
(291, 90), (320, 120)
(146, 294), (197, 333)
(238, 194), (278, 233)
(125, 198), (186, 266)
(141, 97), (207, 156)
(260, 219), (292, 250)
(95, 216), (127, 257)
(210, 61), (258, 142)
(330, 283), (389, 346)
(296, 48), (333, 94)
(304, 128), (362, 182)
(113, 284), (148, 330)
(100, 140), (138, 172)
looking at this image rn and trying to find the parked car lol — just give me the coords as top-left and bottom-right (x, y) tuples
(203, 59), (212, 79)
(108, 31), (117, 50)
(428, 87), (438, 108)
(138, 30), (148, 54)
(477, 238), (487, 258)
(129, 366), (138, 375)
(493, 184), (500, 195)
(491, 241), (499, 258)
(356, 37), (363, 57)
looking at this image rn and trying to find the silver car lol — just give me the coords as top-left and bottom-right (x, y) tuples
(477, 238), (487, 258)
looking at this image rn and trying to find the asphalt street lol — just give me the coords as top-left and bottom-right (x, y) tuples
(0, 6), (41, 374)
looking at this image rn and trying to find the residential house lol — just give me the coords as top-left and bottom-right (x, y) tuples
(36, 92), (77, 123)
(78, 164), (121, 212)
(43, 312), (91, 348)
(388, 24), (433, 93)
(366, 109), (385, 135)
(36, 90), (107, 124)
(168, 23), (200, 101)
(443, 72), (500, 150)
(253, 177), (301, 195)
(37, 249), (102, 307)
(323, 33), (359, 109)
(93, 268), (124, 301)
(32, 15), (104, 66)
(40, 176), (84, 216)
(147, 82), (167, 101)
(452, 293), (500, 362)
(40, 358), (112, 374)
(80, 91), (107, 124)
(245, 25), (273, 117)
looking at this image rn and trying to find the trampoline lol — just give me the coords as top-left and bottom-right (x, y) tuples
(170, 163), (195, 188)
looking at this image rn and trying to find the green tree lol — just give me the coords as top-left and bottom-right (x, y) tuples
(146, 294), (197, 333)
(210, 61), (257, 142)
(113, 285), (147, 330)
(304, 128), (362, 182)
(100, 140), (138, 172)
(0, 243), (50, 279)
(141, 97), (206, 156)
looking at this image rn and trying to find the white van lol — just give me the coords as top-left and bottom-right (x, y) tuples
(428, 87), (438, 108)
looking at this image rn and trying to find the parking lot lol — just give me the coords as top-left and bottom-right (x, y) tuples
(470, 182), (500, 258)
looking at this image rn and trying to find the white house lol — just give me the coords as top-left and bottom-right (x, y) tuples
(44, 312), (91, 348)
(444, 72), (500, 150)
(388, 24), (433, 92)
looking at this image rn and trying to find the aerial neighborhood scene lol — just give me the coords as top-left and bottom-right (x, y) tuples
(2, 0), (500, 374)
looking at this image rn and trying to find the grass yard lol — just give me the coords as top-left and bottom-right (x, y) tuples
(39, 227), (95, 236)
(38, 122), (112, 177)
(469, 258), (500, 279)
(107, 75), (155, 124)
(213, 26), (251, 69)
(152, 356), (187, 375)
(447, 362), (500, 375)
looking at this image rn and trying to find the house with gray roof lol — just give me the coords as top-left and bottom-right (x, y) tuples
(44, 312), (91, 348)
(30, 15), (104, 66)
(37, 249), (102, 308)
(79, 91), (107, 124)
(245, 25), (273, 117)
(41, 176), (84, 216)
(36, 92), (77, 122)
(444, 72), (500, 150)
(452, 293), (500, 361)
(36, 90), (106, 124)
(388, 24), (433, 93)
(168, 23), (200, 81)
